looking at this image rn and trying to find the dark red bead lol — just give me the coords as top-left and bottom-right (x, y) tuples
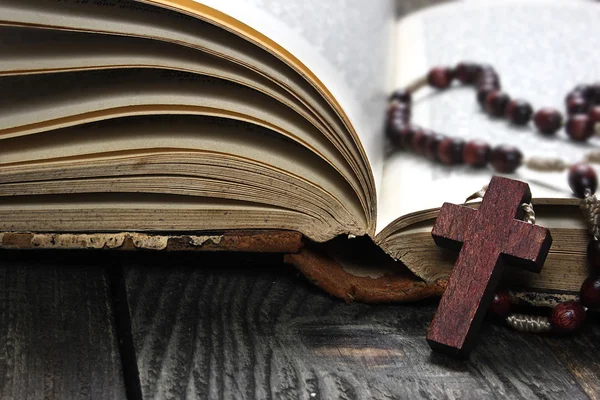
(476, 65), (501, 88)
(534, 108), (563, 135)
(568, 163), (598, 198)
(387, 102), (411, 123)
(411, 129), (429, 155)
(401, 125), (420, 149)
(580, 276), (600, 310)
(589, 105), (600, 128)
(427, 67), (454, 89)
(463, 140), (490, 168)
(567, 95), (589, 115)
(566, 115), (593, 142)
(566, 90), (584, 104)
(571, 85), (595, 103)
(390, 124), (418, 150)
(455, 62), (480, 85)
(490, 145), (523, 173)
(385, 117), (405, 148)
(588, 240), (600, 270)
(389, 89), (411, 104)
(477, 64), (497, 76)
(425, 133), (445, 161)
(437, 138), (464, 165)
(477, 85), (497, 108)
(551, 301), (586, 332)
(589, 83), (600, 104)
(489, 291), (511, 318)
(505, 99), (533, 125)
(485, 91), (510, 117)
(477, 74), (501, 89)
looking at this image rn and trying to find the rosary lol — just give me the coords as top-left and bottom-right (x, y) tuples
(386, 62), (600, 356)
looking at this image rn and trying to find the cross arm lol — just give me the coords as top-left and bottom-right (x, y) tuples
(501, 221), (553, 273)
(431, 203), (477, 251)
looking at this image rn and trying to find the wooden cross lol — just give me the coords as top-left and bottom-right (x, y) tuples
(427, 176), (552, 357)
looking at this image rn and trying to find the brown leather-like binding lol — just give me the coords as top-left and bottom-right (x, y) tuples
(285, 248), (447, 303)
(0, 230), (303, 253)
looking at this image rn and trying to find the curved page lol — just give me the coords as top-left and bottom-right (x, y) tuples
(0, 0), (377, 228)
(0, 117), (367, 241)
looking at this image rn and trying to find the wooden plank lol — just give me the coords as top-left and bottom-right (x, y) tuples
(0, 250), (126, 400)
(543, 318), (600, 400)
(123, 252), (591, 399)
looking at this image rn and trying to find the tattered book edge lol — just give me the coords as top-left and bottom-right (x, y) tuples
(0, 230), (303, 253)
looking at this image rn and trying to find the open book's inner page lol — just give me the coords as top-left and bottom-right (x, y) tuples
(1, 0), (395, 234)
(185, 0), (395, 199)
(377, 0), (600, 232)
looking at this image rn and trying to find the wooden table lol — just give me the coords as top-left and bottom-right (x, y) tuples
(0, 250), (598, 399)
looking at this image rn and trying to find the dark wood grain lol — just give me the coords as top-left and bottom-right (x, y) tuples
(429, 176), (552, 356)
(122, 252), (591, 400)
(543, 316), (600, 400)
(0, 250), (126, 400)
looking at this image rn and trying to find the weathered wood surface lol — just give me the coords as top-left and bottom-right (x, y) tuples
(543, 316), (600, 400)
(123, 252), (595, 400)
(0, 250), (126, 400)
(429, 176), (552, 356)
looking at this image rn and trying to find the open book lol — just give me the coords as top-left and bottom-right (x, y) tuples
(1, 0), (598, 300)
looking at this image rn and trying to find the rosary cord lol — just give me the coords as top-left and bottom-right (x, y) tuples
(580, 190), (600, 240)
(523, 157), (571, 172)
(521, 203), (536, 224)
(506, 314), (552, 333)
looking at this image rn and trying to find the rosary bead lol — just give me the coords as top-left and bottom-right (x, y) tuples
(506, 99), (533, 125)
(490, 145), (523, 173)
(485, 91), (511, 117)
(533, 108), (563, 135)
(580, 276), (600, 310)
(412, 129), (430, 155)
(389, 123), (418, 150)
(385, 117), (405, 148)
(589, 106), (600, 130)
(477, 64), (497, 76)
(551, 301), (586, 333)
(389, 89), (411, 104)
(476, 66), (501, 88)
(477, 85), (497, 108)
(489, 291), (511, 318)
(455, 62), (480, 85)
(477, 75), (501, 90)
(387, 102), (411, 123)
(567, 95), (589, 115)
(400, 125), (419, 149)
(463, 140), (491, 167)
(427, 67), (454, 89)
(568, 163), (597, 198)
(573, 84), (598, 104)
(566, 115), (593, 142)
(589, 83), (600, 104)
(587, 240), (600, 270)
(425, 133), (446, 161)
(437, 138), (464, 165)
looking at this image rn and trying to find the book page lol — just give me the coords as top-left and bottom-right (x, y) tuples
(0, 0), (396, 234)
(0, 115), (367, 240)
(377, 0), (600, 232)
(152, 0), (396, 198)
